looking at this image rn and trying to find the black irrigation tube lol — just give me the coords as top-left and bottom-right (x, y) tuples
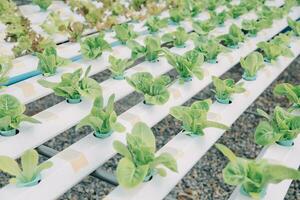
(36, 145), (119, 186)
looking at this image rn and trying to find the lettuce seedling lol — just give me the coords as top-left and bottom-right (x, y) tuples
(108, 55), (135, 80)
(242, 19), (261, 37)
(113, 122), (178, 188)
(126, 72), (171, 105)
(218, 24), (245, 48)
(169, 8), (186, 24)
(274, 83), (300, 110)
(228, 4), (248, 19)
(257, 41), (294, 63)
(145, 16), (168, 33)
(182, 0), (204, 17)
(212, 76), (245, 104)
(210, 10), (227, 26)
(40, 11), (68, 35)
(32, 0), (52, 11)
(67, 21), (85, 42)
(170, 99), (229, 136)
(161, 27), (189, 48)
(76, 94), (125, 138)
(163, 48), (204, 83)
(255, 106), (300, 146)
(271, 33), (292, 47)
(288, 17), (300, 36)
(36, 46), (70, 77)
(0, 94), (40, 136)
(191, 34), (226, 63)
(192, 19), (216, 35)
(113, 23), (138, 44)
(38, 66), (101, 103)
(0, 149), (52, 186)
(127, 36), (162, 62)
(130, 0), (146, 11)
(0, 55), (12, 88)
(216, 143), (300, 199)
(80, 33), (112, 60)
(240, 52), (264, 81)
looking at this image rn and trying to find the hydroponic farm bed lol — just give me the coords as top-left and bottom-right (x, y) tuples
(0, 0), (300, 200)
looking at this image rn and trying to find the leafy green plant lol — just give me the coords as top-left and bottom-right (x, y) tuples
(0, 94), (40, 135)
(40, 11), (68, 35)
(108, 55), (134, 80)
(257, 41), (294, 63)
(161, 27), (189, 48)
(32, 0), (52, 11)
(254, 106), (300, 146)
(241, 19), (261, 37)
(240, 52), (264, 81)
(288, 17), (300, 36)
(218, 24), (245, 48)
(76, 94), (125, 138)
(169, 8), (186, 24)
(130, 0), (146, 11)
(38, 66), (101, 103)
(212, 76), (245, 104)
(192, 19), (216, 35)
(210, 10), (227, 26)
(36, 46), (70, 77)
(127, 36), (162, 62)
(274, 83), (300, 110)
(163, 48), (204, 83)
(126, 72), (171, 105)
(170, 99), (229, 136)
(113, 23), (138, 44)
(0, 55), (13, 88)
(80, 33), (111, 60)
(271, 33), (292, 47)
(216, 143), (300, 199)
(228, 4), (247, 19)
(0, 149), (53, 186)
(145, 16), (168, 33)
(113, 122), (178, 188)
(67, 21), (85, 42)
(191, 34), (225, 63)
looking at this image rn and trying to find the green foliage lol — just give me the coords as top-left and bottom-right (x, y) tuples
(67, 21), (85, 42)
(127, 36), (162, 62)
(218, 24), (245, 48)
(76, 94), (125, 135)
(212, 76), (245, 103)
(210, 10), (227, 26)
(228, 4), (248, 19)
(36, 47), (70, 77)
(288, 17), (300, 36)
(163, 48), (204, 83)
(255, 106), (300, 146)
(0, 94), (40, 131)
(113, 23), (138, 44)
(0, 149), (52, 185)
(145, 16), (168, 33)
(0, 55), (13, 88)
(38, 66), (101, 101)
(274, 83), (300, 110)
(40, 11), (68, 35)
(240, 52), (264, 78)
(126, 72), (171, 105)
(114, 122), (177, 188)
(108, 55), (135, 79)
(170, 99), (229, 136)
(192, 19), (216, 35)
(32, 0), (52, 11)
(169, 8), (186, 23)
(80, 33), (111, 60)
(216, 143), (300, 198)
(161, 27), (189, 47)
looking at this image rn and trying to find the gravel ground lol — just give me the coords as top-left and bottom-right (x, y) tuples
(2, 1), (299, 199)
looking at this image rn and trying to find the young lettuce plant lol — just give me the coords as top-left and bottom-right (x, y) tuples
(40, 11), (68, 35)
(170, 99), (229, 136)
(228, 4), (248, 19)
(67, 21), (85, 42)
(216, 143), (300, 199)
(218, 24), (245, 49)
(161, 27), (189, 48)
(271, 33), (292, 48)
(127, 36), (162, 62)
(76, 94), (125, 138)
(32, 0), (52, 11)
(144, 16), (168, 33)
(169, 8), (186, 24)
(36, 46), (70, 77)
(287, 17), (300, 36)
(257, 41), (294, 63)
(210, 10), (227, 27)
(108, 55), (135, 80)
(0, 94), (40, 136)
(192, 19), (216, 35)
(38, 66), (101, 104)
(241, 19), (262, 37)
(163, 48), (204, 83)
(274, 83), (300, 110)
(80, 33), (112, 60)
(212, 76), (246, 104)
(113, 23), (138, 44)
(0, 149), (53, 186)
(0, 55), (13, 89)
(240, 51), (265, 81)
(255, 106), (300, 147)
(113, 122), (178, 188)
(191, 34), (226, 64)
(126, 72), (171, 105)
